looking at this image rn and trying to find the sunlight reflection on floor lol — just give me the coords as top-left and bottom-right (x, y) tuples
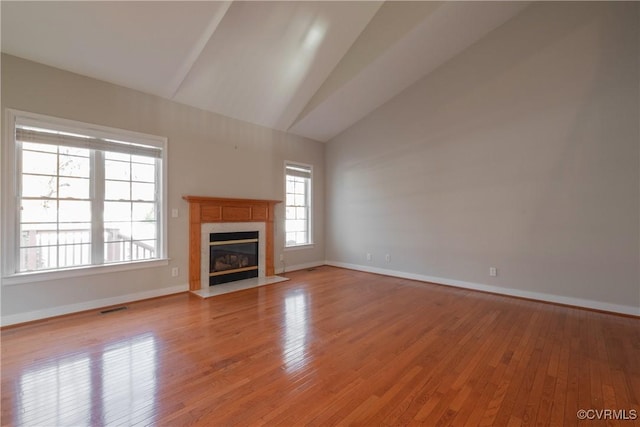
(282, 290), (310, 373)
(18, 333), (157, 426)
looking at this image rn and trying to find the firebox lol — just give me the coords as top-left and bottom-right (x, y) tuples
(209, 231), (259, 285)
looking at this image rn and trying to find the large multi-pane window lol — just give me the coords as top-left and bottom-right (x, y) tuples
(5, 111), (166, 275)
(285, 162), (312, 247)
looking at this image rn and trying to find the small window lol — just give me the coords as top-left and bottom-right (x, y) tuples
(285, 162), (312, 247)
(4, 110), (166, 275)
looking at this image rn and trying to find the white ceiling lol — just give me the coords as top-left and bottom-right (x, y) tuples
(1, 1), (528, 142)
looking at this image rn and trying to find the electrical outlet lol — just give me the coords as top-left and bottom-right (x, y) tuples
(366, 253), (372, 262)
(489, 267), (497, 277)
(171, 267), (179, 277)
(280, 254), (284, 261)
(171, 208), (179, 218)
(385, 254), (391, 263)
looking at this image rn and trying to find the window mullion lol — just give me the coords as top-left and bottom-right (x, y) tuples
(56, 147), (61, 269)
(12, 142), (23, 273)
(306, 177), (312, 244)
(92, 151), (105, 265)
(155, 158), (162, 259)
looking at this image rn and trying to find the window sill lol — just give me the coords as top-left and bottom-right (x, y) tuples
(2, 258), (170, 286)
(284, 244), (315, 252)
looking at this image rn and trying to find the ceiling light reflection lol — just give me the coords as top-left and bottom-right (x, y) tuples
(303, 23), (326, 51)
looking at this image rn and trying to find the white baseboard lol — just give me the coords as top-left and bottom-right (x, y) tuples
(1, 283), (189, 327)
(325, 261), (639, 317)
(5, 263), (636, 326)
(276, 260), (326, 274)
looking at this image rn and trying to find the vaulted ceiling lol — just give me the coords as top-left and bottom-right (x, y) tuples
(1, 1), (528, 142)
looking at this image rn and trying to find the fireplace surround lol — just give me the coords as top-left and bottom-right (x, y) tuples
(201, 223), (265, 287)
(183, 196), (280, 292)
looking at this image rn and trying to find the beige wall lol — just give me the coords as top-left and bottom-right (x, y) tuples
(1, 54), (325, 322)
(326, 2), (639, 313)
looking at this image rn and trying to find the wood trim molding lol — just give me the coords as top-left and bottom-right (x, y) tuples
(182, 196), (281, 291)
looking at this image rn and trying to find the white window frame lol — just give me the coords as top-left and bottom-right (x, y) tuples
(2, 109), (168, 285)
(284, 161), (313, 249)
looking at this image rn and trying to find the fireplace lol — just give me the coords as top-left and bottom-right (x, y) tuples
(183, 196), (281, 292)
(209, 231), (259, 285)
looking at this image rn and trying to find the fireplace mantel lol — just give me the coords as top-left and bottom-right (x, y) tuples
(183, 196), (281, 291)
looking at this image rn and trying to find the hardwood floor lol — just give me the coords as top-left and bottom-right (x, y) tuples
(2, 266), (639, 426)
